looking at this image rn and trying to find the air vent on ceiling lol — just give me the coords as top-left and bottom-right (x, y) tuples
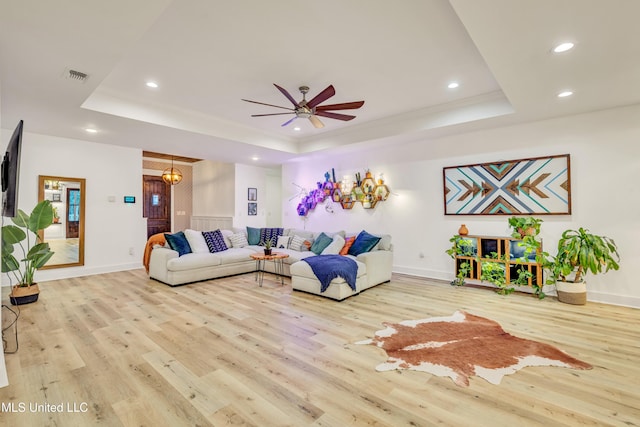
(64, 69), (89, 83)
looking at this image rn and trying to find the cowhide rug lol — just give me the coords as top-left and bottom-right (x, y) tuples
(356, 310), (592, 387)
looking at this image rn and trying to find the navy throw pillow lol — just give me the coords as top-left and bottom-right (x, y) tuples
(164, 231), (192, 256)
(259, 227), (283, 246)
(348, 230), (381, 256)
(203, 229), (228, 253)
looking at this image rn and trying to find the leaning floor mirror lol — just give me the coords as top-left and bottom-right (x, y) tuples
(38, 175), (86, 269)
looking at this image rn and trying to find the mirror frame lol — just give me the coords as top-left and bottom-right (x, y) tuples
(38, 175), (86, 269)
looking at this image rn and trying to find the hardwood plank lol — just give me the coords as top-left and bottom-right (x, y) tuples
(1, 269), (639, 426)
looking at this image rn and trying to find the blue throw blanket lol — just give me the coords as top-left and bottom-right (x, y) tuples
(302, 255), (358, 292)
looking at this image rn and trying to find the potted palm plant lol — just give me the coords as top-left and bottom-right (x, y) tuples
(547, 227), (620, 305)
(1, 200), (55, 305)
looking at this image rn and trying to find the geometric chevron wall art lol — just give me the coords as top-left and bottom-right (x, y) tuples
(443, 154), (571, 215)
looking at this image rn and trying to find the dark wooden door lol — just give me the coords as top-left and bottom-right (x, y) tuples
(143, 175), (171, 238)
(66, 188), (80, 238)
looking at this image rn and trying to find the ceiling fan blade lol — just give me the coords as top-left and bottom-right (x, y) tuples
(314, 110), (356, 121)
(273, 84), (299, 107)
(306, 85), (336, 109)
(281, 116), (298, 127)
(315, 101), (365, 111)
(242, 99), (294, 111)
(251, 112), (295, 117)
(309, 115), (324, 128)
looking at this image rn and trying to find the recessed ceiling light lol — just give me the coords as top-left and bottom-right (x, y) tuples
(293, 127), (301, 131)
(146, 81), (158, 88)
(553, 42), (574, 53)
(85, 128), (98, 133)
(251, 156), (259, 161)
(447, 82), (459, 89)
(557, 90), (573, 98)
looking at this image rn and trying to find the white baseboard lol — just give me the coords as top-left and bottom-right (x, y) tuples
(1, 263), (143, 287)
(392, 266), (640, 309)
(587, 290), (640, 308)
(393, 265), (451, 281)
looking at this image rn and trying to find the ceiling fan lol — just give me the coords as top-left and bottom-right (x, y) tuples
(242, 84), (364, 129)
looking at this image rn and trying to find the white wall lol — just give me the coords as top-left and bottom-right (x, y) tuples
(192, 160), (235, 217)
(233, 163), (282, 228)
(1, 131), (146, 284)
(282, 104), (640, 308)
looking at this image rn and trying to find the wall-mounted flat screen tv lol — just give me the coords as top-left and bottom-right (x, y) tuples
(2, 120), (24, 218)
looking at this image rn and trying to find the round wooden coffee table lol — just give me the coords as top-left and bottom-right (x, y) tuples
(250, 252), (290, 286)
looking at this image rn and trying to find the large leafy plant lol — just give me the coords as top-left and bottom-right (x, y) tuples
(1, 200), (55, 286)
(548, 227), (620, 283)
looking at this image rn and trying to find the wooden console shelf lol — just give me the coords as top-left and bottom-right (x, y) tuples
(454, 234), (543, 287)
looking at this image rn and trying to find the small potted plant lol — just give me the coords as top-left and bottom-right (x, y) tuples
(260, 237), (275, 255)
(1, 200), (56, 305)
(508, 216), (543, 238)
(52, 206), (60, 223)
(546, 227), (620, 305)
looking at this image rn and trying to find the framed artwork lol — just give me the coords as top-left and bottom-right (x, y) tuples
(248, 188), (257, 201)
(52, 193), (61, 202)
(443, 154), (571, 215)
(248, 202), (257, 216)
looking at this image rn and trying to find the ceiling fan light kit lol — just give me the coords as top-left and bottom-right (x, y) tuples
(243, 84), (364, 129)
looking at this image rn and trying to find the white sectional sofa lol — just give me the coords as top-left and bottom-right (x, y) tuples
(148, 227), (393, 300)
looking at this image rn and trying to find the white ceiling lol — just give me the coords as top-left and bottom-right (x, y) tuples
(1, 0), (639, 167)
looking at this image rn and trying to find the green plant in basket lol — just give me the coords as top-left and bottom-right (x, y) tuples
(1, 200), (55, 291)
(543, 227), (619, 305)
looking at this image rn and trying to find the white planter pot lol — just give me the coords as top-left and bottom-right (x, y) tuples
(556, 280), (587, 305)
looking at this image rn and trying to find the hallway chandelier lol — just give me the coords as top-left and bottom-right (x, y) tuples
(162, 156), (183, 185)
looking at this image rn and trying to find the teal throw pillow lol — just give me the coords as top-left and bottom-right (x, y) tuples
(348, 230), (381, 256)
(164, 231), (192, 256)
(247, 226), (261, 245)
(310, 232), (333, 255)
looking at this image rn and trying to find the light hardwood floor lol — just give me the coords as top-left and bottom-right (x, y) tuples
(1, 270), (639, 426)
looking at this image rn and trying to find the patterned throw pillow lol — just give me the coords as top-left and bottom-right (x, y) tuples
(164, 231), (192, 256)
(259, 227), (284, 246)
(202, 229), (228, 253)
(289, 235), (306, 251)
(229, 233), (249, 248)
(276, 235), (291, 249)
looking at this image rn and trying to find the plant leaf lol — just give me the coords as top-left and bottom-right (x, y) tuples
(28, 200), (54, 234)
(1, 224), (27, 245)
